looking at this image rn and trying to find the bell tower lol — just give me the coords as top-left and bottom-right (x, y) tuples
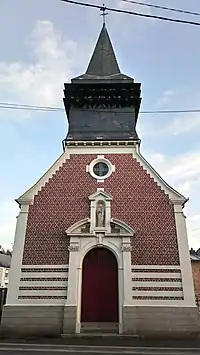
(63, 24), (141, 145)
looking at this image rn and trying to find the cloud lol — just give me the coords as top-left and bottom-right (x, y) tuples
(0, 201), (19, 250)
(145, 150), (200, 248)
(139, 111), (200, 138)
(118, 0), (153, 14)
(187, 214), (200, 250)
(146, 150), (200, 193)
(168, 114), (200, 136)
(157, 89), (175, 107)
(0, 20), (87, 107)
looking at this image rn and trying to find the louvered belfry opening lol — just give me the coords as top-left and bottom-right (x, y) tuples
(63, 24), (141, 145)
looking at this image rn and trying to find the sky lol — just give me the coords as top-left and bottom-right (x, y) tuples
(0, 0), (200, 251)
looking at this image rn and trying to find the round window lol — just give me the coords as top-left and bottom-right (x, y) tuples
(93, 162), (109, 177)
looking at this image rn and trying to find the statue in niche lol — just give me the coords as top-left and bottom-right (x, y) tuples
(96, 201), (105, 227)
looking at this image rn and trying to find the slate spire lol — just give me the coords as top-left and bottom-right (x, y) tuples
(86, 23), (120, 77)
(63, 23), (141, 144)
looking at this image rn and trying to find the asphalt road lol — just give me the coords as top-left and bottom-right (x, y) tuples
(0, 353), (199, 355)
(0, 344), (200, 354)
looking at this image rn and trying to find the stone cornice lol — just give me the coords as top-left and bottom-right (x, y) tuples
(64, 140), (140, 149)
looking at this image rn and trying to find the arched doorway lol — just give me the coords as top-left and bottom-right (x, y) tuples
(81, 248), (118, 323)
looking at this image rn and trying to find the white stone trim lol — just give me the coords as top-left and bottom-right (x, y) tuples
(174, 204), (196, 306)
(133, 281), (182, 288)
(134, 149), (187, 204)
(132, 291), (183, 297)
(88, 190), (112, 234)
(65, 235), (124, 334)
(65, 144), (136, 155)
(66, 219), (90, 235)
(6, 203), (30, 305)
(130, 300), (188, 306)
(87, 156), (115, 182)
(21, 265), (69, 269)
(16, 144), (187, 208)
(88, 190), (112, 201)
(131, 265), (181, 270)
(20, 280), (68, 287)
(18, 290), (67, 296)
(20, 272), (68, 278)
(111, 219), (134, 235)
(17, 299), (67, 306)
(122, 237), (133, 307)
(65, 237), (79, 308)
(17, 151), (70, 203)
(132, 272), (181, 279)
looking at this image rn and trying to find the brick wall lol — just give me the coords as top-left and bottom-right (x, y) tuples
(191, 261), (200, 307)
(22, 153), (179, 266)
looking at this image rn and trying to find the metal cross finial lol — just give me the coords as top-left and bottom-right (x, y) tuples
(100, 4), (108, 25)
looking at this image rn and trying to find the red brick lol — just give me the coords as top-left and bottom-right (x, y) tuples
(22, 154), (179, 266)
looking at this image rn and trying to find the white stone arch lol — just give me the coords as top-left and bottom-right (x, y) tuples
(78, 238), (122, 269)
(75, 237), (123, 333)
(65, 215), (133, 334)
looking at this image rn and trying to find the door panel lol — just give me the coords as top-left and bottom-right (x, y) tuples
(81, 248), (118, 322)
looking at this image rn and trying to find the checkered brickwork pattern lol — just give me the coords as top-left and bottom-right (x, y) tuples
(21, 268), (69, 272)
(132, 286), (183, 291)
(131, 268), (180, 273)
(23, 154), (180, 266)
(19, 286), (67, 290)
(132, 278), (182, 282)
(20, 277), (68, 281)
(18, 296), (67, 299)
(132, 296), (184, 300)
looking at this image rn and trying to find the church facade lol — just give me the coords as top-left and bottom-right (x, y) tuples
(1, 24), (199, 337)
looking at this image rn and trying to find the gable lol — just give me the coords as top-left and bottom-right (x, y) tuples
(135, 150), (187, 205)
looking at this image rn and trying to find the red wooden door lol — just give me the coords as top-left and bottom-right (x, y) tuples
(81, 248), (118, 322)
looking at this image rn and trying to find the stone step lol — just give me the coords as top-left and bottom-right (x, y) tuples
(81, 322), (118, 334)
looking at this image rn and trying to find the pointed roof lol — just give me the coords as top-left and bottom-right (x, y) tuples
(86, 23), (120, 77)
(72, 24), (134, 83)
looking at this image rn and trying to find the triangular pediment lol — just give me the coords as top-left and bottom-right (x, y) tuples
(111, 218), (134, 235)
(88, 190), (112, 201)
(65, 217), (134, 237)
(66, 218), (90, 235)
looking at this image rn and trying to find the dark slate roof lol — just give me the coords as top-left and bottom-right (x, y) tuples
(67, 107), (139, 141)
(0, 254), (11, 268)
(190, 254), (200, 261)
(190, 248), (200, 261)
(86, 23), (120, 76)
(72, 24), (134, 83)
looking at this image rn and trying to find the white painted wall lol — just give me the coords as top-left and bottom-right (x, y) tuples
(6, 203), (30, 305)
(174, 204), (196, 306)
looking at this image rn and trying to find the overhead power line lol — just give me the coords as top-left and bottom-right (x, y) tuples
(1, 102), (200, 115)
(122, 0), (200, 17)
(60, 0), (200, 26)
(0, 102), (62, 112)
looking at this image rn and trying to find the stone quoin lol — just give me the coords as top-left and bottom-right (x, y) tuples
(1, 23), (199, 337)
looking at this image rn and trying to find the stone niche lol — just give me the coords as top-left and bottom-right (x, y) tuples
(66, 189), (134, 239)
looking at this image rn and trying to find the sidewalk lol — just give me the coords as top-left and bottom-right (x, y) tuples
(0, 333), (200, 349)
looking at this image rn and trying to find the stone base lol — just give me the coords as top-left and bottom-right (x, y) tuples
(0, 305), (64, 336)
(2, 305), (200, 338)
(122, 306), (200, 338)
(62, 306), (77, 334)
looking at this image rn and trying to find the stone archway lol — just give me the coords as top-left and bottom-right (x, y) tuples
(81, 248), (118, 323)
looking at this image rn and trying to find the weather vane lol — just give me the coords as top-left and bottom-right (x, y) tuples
(100, 4), (108, 25)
